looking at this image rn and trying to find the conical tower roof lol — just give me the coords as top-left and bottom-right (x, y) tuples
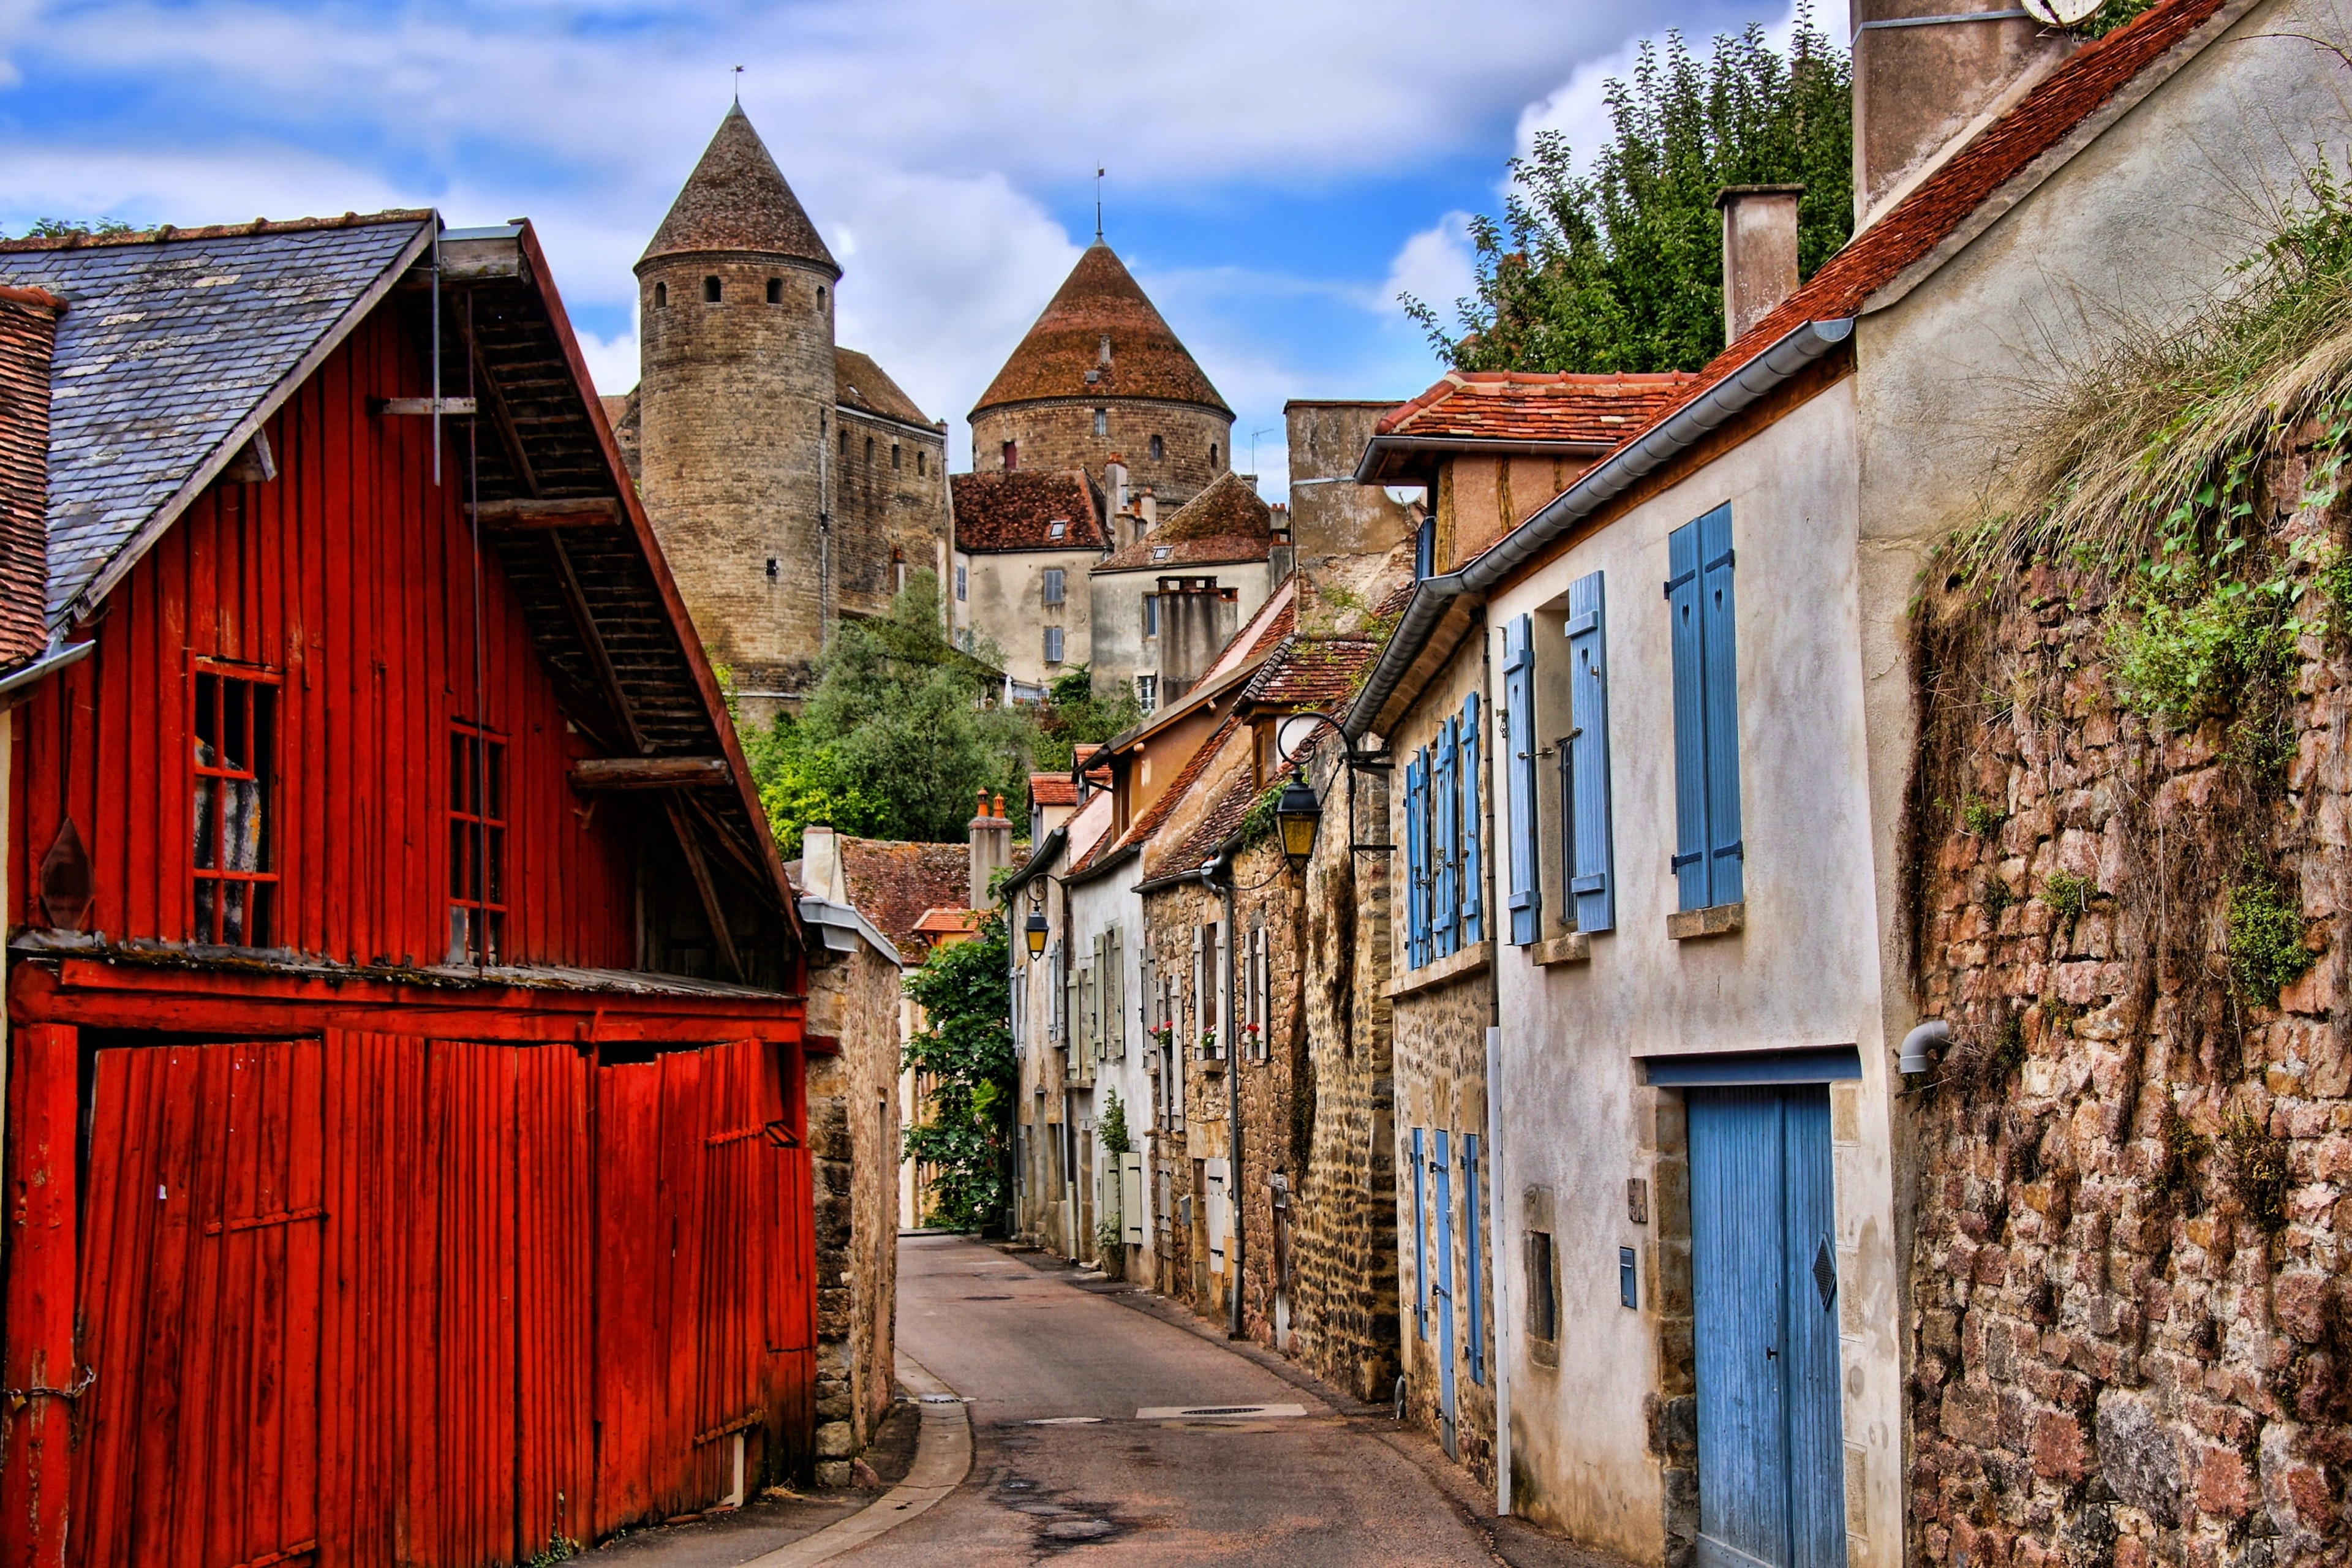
(971, 243), (1230, 417)
(638, 105), (839, 277)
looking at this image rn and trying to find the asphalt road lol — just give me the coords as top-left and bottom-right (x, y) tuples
(832, 1232), (1524, 1566)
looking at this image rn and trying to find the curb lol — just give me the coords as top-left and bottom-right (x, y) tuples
(740, 1354), (972, 1567)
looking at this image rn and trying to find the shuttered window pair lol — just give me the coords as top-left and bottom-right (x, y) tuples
(1401, 693), (1485, 968)
(1667, 505), (1743, 912)
(1501, 570), (1616, 943)
(1237, 925), (1272, 1061)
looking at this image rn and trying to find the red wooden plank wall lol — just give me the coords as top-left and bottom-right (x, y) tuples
(8, 307), (636, 970)
(61, 1031), (813, 1568)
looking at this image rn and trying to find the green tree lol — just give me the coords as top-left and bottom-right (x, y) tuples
(1406, 9), (1850, 374)
(1028, 665), (1143, 775)
(739, 572), (1031, 855)
(902, 911), (1016, 1231)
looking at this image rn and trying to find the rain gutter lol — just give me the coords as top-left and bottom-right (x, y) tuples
(1344, 318), (1854, 742)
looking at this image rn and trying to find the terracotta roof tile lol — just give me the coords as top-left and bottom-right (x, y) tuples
(1245, 636), (1381, 710)
(952, 468), (1107, 553)
(1580, 0), (2232, 478)
(1377, 370), (1698, 444)
(639, 105), (838, 276)
(837, 837), (969, 956)
(1029, 773), (1079, 807)
(972, 243), (1231, 416)
(836, 347), (933, 428)
(1096, 470), (1276, 572)
(913, 907), (982, 938)
(1153, 763), (1264, 880)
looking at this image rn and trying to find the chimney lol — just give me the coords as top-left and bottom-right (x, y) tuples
(1716, 186), (1804, 345)
(968, 789), (1013, 908)
(800, 823), (842, 903)
(1136, 488), (1157, 529)
(1156, 576), (1240, 703)
(1107, 455), (1129, 519)
(0, 287), (64, 669)
(1853, 1), (2072, 227)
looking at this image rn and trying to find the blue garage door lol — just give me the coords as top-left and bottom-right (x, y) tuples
(1689, 1085), (1845, 1568)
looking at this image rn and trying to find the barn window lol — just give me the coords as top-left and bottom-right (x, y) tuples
(703, 276), (722, 303)
(653, 281), (668, 308)
(191, 666), (279, 946)
(1150, 435), (1164, 461)
(766, 277), (783, 304)
(448, 723), (508, 965)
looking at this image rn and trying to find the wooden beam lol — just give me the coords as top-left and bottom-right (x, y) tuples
(376, 397), (477, 416)
(547, 535), (651, 756)
(473, 497), (621, 529)
(465, 337), (539, 497)
(666, 798), (747, 984)
(570, 756), (727, 790)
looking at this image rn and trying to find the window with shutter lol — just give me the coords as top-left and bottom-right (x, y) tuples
(1666, 506), (1743, 911)
(1502, 616), (1541, 946)
(1066, 957), (1082, 1067)
(1190, 925), (1205, 1057)
(1465, 1133), (1486, 1385)
(1433, 718), (1460, 958)
(1042, 567), (1066, 605)
(1460, 692), (1483, 947)
(1046, 941), (1062, 1042)
(1411, 1127), (1430, 1338)
(1404, 753), (1430, 969)
(1567, 570), (1617, 933)
(1106, 928), (1125, 1060)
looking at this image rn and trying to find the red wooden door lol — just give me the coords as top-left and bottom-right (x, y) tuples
(74, 1039), (326, 1568)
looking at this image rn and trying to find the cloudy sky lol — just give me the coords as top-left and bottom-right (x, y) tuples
(0, 0), (1802, 488)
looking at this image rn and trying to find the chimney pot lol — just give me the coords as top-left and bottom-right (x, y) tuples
(1716, 185), (1806, 345)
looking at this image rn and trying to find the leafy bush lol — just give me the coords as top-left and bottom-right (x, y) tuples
(902, 912), (1016, 1232)
(1961, 796), (2005, 837)
(2041, 872), (2096, 921)
(2227, 875), (2313, 1006)
(1098, 1088), (1131, 1157)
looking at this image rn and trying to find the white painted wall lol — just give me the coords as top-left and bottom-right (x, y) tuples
(1088, 560), (1275, 705)
(956, 545), (1104, 688)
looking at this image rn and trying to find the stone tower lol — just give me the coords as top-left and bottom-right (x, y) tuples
(634, 105), (842, 712)
(968, 243), (1232, 511)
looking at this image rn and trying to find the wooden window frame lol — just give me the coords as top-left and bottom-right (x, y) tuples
(448, 720), (510, 965)
(189, 658), (282, 948)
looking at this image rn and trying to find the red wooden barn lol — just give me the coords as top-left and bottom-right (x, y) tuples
(0, 213), (819, 1568)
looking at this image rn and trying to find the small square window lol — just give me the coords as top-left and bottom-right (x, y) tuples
(1093, 408), (1109, 437)
(1136, 674), (1156, 712)
(1152, 546), (1172, 562)
(702, 276), (722, 303)
(1150, 435), (1164, 461)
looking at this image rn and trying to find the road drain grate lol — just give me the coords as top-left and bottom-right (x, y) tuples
(1134, 1402), (1308, 1420)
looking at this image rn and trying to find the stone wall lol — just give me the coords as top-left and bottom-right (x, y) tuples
(1904, 450), (2352, 1568)
(1147, 877), (1221, 1306)
(802, 934), (903, 1485)
(1289, 742), (1403, 1404)
(829, 407), (949, 624)
(970, 397), (1231, 511)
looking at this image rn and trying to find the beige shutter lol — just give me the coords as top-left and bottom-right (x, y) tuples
(1106, 927), (1125, 1061)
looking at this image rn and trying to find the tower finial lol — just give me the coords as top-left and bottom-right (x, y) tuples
(1095, 165), (1104, 242)
(733, 64), (744, 104)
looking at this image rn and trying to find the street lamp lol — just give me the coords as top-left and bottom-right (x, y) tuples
(1274, 777), (1321, 873)
(1024, 906), (1049, 958)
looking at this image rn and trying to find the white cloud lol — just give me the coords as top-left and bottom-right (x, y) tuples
(573, 324), (639, 403)
(1382, 211), (1476, 322)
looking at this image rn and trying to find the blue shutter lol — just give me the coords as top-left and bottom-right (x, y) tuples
(1433, 720), (1459, 957)
(1567, 571), (1616, 933)
(1501, 616), (1541, 945)
(1411, 1126), (1429, 1337)
(1464, 1132), (1485, 1386)
(1404, 753), (1430, 969)
(1667, 521), (1711, 911)
(1460, 691), (1483, 946)
(1698, 505), (1744, 907)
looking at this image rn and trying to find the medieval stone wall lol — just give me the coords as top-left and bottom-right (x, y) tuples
(1904, 449), (2352, 1568)
(802, 935), (903, 1484)
(1147, 877), (1221, 1307)
(1290, 744), (1403, 1404)
(971, 398), (1231, 510)
(830, 407), (948, 622)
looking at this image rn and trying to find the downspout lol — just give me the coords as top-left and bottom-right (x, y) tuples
(1482, 622), (1512, 1520)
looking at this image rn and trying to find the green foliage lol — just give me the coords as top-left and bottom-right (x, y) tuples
(1028, 665), (1143, 776)
(2223, 1109), (2291, 1233)
(902, 911), (1016, 1231)
(21, 217), (133, 239)
(1961, 796), (2005, 838)
(1982, 1011), (2026, 1084)
(522, 1536), (580, 1567)
(739, 573), (1031, 856)
(1237, 783), (1286, 852)
(2227, 874), (2313, 1007)
(1098, 1088), (1131, 1157)
(1981, 877), (2015, 920)
(2041, 872), (2096, 921)
(1406, 7), (1850, 374)
(1095, 1217), (1123, 1260)
(2155, 1101), (2210, 1202)
(2081, 0), (2158, 36)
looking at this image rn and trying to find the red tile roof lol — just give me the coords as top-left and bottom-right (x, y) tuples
(1377, 371), (1698, 444)
(1030, 773), (1079, 807)
(952, 468), (1107, 552)
(971, 243), (1231, 416)
(639, 105), (837, 276)
(1096, 471), (1276, 571)
(913, 907), (982, 940)
(836, 347), (933, 428)
(837, 837), (970, 957)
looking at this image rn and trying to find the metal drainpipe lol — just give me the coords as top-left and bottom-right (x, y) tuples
(1483, 622), (1513, 1518)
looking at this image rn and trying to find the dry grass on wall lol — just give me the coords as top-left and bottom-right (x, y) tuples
(1901, 175), (2352, 1568)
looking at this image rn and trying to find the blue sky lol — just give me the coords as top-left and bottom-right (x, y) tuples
(0, 0), (1803, 488)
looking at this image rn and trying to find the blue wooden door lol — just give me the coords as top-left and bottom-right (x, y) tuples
(1689, 1087), (1845, 1568)
(1431, 1129), (1457, 1450)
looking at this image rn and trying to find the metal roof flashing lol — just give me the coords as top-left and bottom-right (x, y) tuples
(1345, 318), (1853, 739)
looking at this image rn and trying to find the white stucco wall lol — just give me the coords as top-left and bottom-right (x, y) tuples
(1481, 380), (1900, 1567)
(1064, 858), (1155, 1267)
(956, 546), (1103, 688)
(1088, 560), (1275, 707)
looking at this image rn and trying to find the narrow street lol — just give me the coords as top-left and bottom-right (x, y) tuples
(832, 1233), (1569, 1566)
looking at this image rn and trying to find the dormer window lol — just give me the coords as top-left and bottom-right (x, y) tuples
(1152, 546), (1172, 562)
(703, 276), (722, 303)
(1047, 519), (1068, 541)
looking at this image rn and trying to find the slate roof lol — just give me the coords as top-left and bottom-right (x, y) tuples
(952, 469), (1107, 552)
(0, 213), (434, 627)
(1096, 470), (1276, 573)
(835, 347), (935, 429)
(838, 837), (970, 957)
(1376, 371), (1698, 444)
(639, 105), (838, 277)
(971, 243), (1231, 417)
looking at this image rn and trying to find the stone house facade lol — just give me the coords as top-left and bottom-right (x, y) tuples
(616, 106), (949, 722)
(951, 467), (1107, 690)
